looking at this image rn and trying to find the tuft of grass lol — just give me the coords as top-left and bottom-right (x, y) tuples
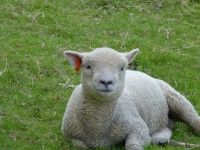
(0, 0), (200, 150)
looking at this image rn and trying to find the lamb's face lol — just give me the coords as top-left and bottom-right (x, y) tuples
(64, 47), (139, 101)
(81, 48), (128, 99)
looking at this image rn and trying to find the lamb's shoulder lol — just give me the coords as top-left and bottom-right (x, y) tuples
(110, 101), (151, 145)
(122, 70), (169, 134)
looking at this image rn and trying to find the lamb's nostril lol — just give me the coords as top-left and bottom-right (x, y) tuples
(100, 80), (113, 87)
(100, 80), (104, 84)
(108, 81), (112, 85)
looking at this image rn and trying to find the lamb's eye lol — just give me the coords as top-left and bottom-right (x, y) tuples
(86, 65), (91, 69)
(120, 67), (124, 71)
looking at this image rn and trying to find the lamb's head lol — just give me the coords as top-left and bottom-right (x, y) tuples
(64, 47), (139, 101)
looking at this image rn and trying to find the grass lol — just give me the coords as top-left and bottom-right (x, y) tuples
(0, 0), (200, 149)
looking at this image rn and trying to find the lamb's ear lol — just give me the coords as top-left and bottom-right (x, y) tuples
(64, 51), (84, 72)
(124, 48), (139, 63)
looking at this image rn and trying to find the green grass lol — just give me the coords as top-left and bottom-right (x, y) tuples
(0, 0), (200, 149)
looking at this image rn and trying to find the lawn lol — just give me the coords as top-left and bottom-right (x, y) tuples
(0, 0), (200, 150)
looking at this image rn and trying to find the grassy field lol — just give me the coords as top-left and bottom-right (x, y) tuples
(0, 0), (200, 150)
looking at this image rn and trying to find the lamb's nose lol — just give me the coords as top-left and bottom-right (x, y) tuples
(100, 80), (113, 87)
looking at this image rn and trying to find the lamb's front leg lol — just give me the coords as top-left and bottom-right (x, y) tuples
(125, 133), (151, 150)
(125, 135), (144, 150)
(125, 123), (151, 150)
(71, 139), (88, 149)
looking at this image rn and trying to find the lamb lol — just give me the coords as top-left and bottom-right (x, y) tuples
(61, 47), (200, 150)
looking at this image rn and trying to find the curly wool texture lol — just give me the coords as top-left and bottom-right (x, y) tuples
(62, 48), (200, 150)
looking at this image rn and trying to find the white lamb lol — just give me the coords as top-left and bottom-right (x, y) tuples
(62, 47), (200, 150)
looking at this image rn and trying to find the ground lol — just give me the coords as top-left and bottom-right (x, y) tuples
(0, 0), (200, 150)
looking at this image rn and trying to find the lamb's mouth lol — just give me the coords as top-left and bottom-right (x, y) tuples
(101, 90), (112, 92)
(98, 89), (114, 92)
(97, 90), (114, 96)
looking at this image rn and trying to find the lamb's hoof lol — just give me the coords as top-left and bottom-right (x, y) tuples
(157, 138), (169, 146)
(151, 137), (169, 146)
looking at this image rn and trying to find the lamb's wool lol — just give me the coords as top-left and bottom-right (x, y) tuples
(62, 47), (200, 150)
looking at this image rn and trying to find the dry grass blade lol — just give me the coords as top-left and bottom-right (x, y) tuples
(0, 58), (7, 76)
(169, 140), (200, 148)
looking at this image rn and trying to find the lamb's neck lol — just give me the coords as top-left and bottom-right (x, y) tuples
(80, 97), (118, 129)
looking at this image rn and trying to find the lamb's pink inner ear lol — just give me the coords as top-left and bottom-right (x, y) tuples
(75, 59), (81, 72)
(69, 54), (81, 72)
(65, 51), (83, 72)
